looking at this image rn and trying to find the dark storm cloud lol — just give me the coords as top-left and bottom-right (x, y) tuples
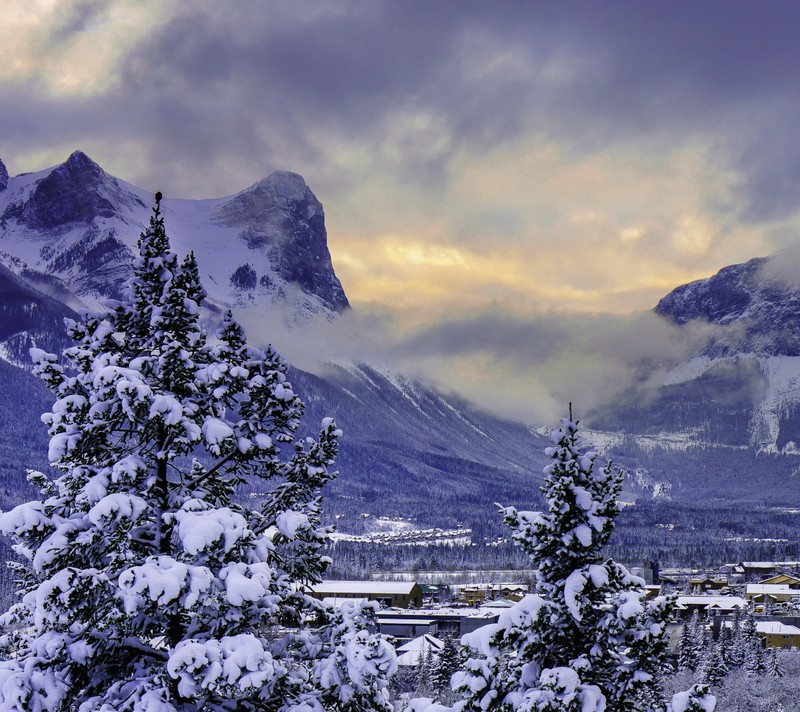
(5, 1), (800, 217)
(392, 308), (706, 368)
(396, 311), (570, 364)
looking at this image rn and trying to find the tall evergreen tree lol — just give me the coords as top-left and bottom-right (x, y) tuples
(741, 612), (765, 678)
(698, 641), (727, 687)
(451, 415), (673, 711)
(0, 195), (395, 711)
(678, 611), (703, 672)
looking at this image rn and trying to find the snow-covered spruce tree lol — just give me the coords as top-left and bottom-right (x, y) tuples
(429, 636), (460, 698)
(0, 194), (395, 711)
(698, 641), (727, 687)
(766, 647), (783, 679)
(451, 416), (674, 712)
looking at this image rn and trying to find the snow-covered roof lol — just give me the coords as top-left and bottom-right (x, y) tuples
(376, 606), (498, 620)
(674, 596), (746, 609)
(450, 582), (528, 591)
(311, 581), (418, 595)
(740, 561), (800, 568)
(746, 584), (795, 595)
(397, 634), (444, 654)
(760, 574), (800, 583)
(480, 599), (515, 608)
(377, 618), (436, 626)
(395, 635), (444, 666)
(756, 622), (800, 636)
(723, 621), (800, 636)
(321, 597), (369, 607)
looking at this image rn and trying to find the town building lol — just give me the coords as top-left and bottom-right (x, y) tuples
(309, 581), (424, 609)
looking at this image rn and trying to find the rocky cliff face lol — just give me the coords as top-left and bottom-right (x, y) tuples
(214, 171), (349, 312)
(0, 159), (8, 193)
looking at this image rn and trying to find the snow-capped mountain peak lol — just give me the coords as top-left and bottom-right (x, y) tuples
(0, 152), (348, 318)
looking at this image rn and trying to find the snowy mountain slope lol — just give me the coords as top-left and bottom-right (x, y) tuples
(0, 151), (348, 318)
(0, 262), (77, 366)
(288, 363), (549, 525)
(0, 336), (549, 532)
(583, 252), (800, 495)
(649, 254), (800, 452)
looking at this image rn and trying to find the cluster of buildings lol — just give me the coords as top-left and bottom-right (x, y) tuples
(310, 560), (800, 660)
(660, 561), (800, 649)
(308, 579), (528, 664)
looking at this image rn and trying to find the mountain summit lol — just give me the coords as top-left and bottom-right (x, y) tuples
(1, 150), (145, 232)
(214, 170), (349, 311)
(0, 152), (348, 316)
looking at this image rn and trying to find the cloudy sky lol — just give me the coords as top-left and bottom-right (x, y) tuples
(4, 0), (800, 419)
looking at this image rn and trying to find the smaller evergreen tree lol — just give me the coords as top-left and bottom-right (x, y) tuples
(416, 644), (434, 697)
(743, 639), (765, 678)
(698, 642), (727, 687)
(451, 415), (673, 711)
(429, 636), (460, 695)
(766, 647), (783, 678)
(725, 608), (745, 668)
(678, 612), (703, 672)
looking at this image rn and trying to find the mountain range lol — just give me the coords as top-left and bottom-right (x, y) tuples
(0, 152), (548, 534)
(2, 151), (800, 552)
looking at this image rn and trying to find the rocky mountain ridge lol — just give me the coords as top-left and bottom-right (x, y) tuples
(0, 151), (348, 317)
(655, 255), (800, 357)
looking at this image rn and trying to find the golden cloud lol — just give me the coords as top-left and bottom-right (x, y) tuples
(326, 133), (772, 319)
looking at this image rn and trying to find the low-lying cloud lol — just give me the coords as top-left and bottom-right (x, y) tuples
(237, 303), (725, 426)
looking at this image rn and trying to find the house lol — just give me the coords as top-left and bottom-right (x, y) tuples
(755, 621), (800, 649)
(376, 607), (499, 638)
(419, 584), (444, 604)
(688, 577), (728, 593)
(722, 620), (800, 649)
(451, 582), (529, 605)
(644, 585), (662, 601)
(460, 586), (486, 606)
(745, 584), (797, 604)
(759, 573), (800, 588)
(738, 562), (800, 581)
(497, 584), (528, 601)
(309, 581), (423, 609)
(377, 618), (438, 641)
